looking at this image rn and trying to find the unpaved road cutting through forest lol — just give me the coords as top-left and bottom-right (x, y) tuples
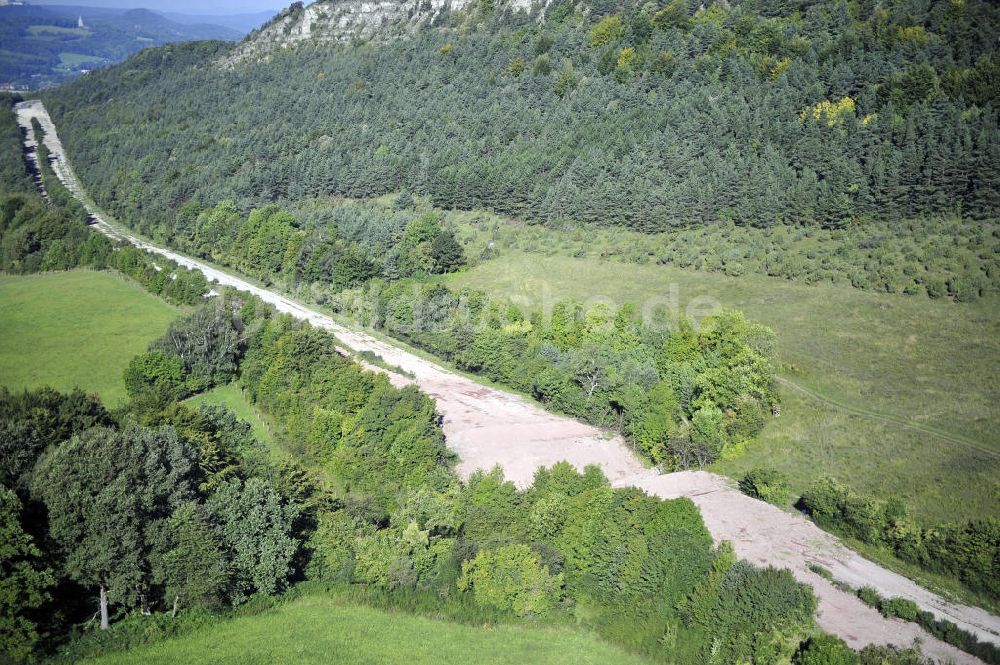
(16, 100), (999, 664)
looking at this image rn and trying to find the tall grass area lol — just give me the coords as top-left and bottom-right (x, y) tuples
(0, 271), (177, 405)
(442, 251), (1000, 525)
(81, 592), (651, 665)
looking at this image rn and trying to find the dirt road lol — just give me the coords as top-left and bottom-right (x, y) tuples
(16, 99), (999, 663)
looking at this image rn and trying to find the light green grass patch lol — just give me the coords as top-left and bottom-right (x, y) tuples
(0, 271), (177, 407)
(186, 382), (274, 448)
(27, 25), (93, 37)
(443, 251), (1000, 524)
(57, 52), (106, 69)
(186, 384), (343, 492)
(82, 594), (650, 665)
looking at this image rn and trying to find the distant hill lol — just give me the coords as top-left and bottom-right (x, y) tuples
(161, 9), (276, 34)
(31, 0), (278, 12)
(0, 2), (242, 89)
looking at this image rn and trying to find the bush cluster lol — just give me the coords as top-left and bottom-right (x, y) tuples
(800, 477), (1000, 602)
(854, 586), (1000, 664)
(738, 467), (791, 507)
(337, 281), (777, 469)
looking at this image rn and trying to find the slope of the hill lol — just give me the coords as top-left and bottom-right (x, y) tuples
(222, 0), (535, 65)
(79, 593), (653, 665)
(44, 0), (1000, 250)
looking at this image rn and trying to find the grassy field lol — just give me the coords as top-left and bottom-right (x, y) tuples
(186, 382), (275, 448)
(443, 251), (1000, 524)
(0, 271), (177, 406)
(83, 594), (649, 665)
(57, 52), (106, 70)
(27, 25), (93, 37)
(185, 383), (347, 491)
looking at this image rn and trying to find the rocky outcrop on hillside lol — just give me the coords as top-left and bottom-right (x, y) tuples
(223, 0), (543, 66)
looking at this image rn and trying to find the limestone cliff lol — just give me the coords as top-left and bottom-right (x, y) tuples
(224, 0), (544, 66)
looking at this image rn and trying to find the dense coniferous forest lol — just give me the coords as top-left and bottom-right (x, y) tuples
(46, 0), (999, 243)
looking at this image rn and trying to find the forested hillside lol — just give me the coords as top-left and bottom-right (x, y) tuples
(47, 0), (999, 241)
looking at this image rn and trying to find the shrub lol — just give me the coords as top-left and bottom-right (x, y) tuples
(794, 634), (860, 665)
(856, 586), (882, 608)
(738, 468), (791, 507)
(457, 544), (563, 617)
(881, 597), (919, 622)
(807, 563), (833, 581)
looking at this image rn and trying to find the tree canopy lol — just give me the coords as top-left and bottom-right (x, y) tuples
(45, 0), (1000, 241)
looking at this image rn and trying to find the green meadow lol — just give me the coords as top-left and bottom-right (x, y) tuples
(443, 251), (1000, 524)
(82, 594), (649, 665)
(27, 25), (93, 37)
(0, 271), (177, 406)
(57, 52), (106, 70)
(186, 382), (275, 448)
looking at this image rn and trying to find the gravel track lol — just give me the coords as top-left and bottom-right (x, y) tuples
(16, 99), (999, 664)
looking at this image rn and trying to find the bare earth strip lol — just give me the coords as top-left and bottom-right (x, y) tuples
(16, 99), (999, 664)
